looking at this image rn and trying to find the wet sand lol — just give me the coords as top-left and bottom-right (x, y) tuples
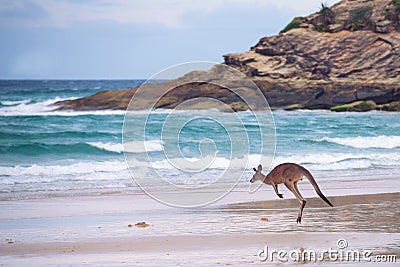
(1, 192), (399, 265)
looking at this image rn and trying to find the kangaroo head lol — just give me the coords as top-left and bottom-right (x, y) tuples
(250, 164), (265, 183)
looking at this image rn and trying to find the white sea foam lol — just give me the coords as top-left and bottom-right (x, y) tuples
(274, 152), (400, 171)
(319, 136), (400, 149)
(2, 151), (400, 197)
(127, 151), (400, 172)
(1, 99), (31, 106)
(2, 151), (399, 182)
(89, 140), (165, 153)
(0, 98), (60, 116)
(274, 153), (358, 165)
(87, 142), (124, 153)
(128, 154), (271, 171)
(0, 161), (127, 178)
(0, 97), (126, 116)
(0, 160), (134, 199)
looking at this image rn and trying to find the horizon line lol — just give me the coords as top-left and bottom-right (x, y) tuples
(0, 78), (166, 81)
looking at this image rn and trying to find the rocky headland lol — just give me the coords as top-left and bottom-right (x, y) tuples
(56, 0), (400, 112)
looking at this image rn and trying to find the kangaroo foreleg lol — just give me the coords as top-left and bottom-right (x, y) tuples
(272, 183), (283, 198)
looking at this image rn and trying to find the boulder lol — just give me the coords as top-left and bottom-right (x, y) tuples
(379, 101), (400, 111)
(330, 100), (377, 112)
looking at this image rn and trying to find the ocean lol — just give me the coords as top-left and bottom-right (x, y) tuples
(1, 80), (400, 202)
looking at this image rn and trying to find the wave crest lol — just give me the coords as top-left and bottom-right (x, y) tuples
(319, 136), (400, 149)
(0, 99), (31, 106)
(88, 140), (164, 153)
(0, 97), (125, 116)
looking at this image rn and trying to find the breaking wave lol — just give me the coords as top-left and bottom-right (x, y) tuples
(318, 136), (400, 149)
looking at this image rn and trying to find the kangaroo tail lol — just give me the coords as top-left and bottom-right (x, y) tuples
(300, 166), (333, 207)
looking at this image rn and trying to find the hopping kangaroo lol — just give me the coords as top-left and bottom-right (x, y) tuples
(250, 163), (333, 223)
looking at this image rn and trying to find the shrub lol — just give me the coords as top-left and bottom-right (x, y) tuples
(280, 17), (304, 34)
(350, 6), (372, 31)
(319, 3), (334, 25)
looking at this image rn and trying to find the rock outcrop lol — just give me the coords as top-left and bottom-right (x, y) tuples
(56, 0), (400, 112)
(223, 0), (400, 110)
(56, 67), (262, 112)
(57, 88), (136, 111)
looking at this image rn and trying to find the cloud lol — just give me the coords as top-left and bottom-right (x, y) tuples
(1, 0), (221, 28)
(1, 0), (341, 28)
(0, 1), (48, 26)
(244, 0), (341, 12)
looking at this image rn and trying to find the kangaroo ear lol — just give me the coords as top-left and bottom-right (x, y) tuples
(257, 164), (262, 172)
(253, 168), (257, 172)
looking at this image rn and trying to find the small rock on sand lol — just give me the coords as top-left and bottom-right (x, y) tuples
(134, 221), (150, 228)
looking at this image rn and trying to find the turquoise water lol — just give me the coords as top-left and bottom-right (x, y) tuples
(1, 80), (400, 201)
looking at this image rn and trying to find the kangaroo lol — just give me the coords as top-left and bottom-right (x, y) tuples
(250, 163), (333, 223)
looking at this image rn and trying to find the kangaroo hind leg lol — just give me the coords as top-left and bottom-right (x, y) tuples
(285, 181), (306, 223)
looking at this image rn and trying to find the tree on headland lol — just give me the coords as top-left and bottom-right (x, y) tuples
(319, 2), (334, 29)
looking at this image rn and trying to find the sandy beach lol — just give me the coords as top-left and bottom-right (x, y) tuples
(2, 0), (400, 265)
(1, 192), (399, 266)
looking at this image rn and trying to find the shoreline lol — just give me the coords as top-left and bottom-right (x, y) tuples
(2, 188), (400, 219)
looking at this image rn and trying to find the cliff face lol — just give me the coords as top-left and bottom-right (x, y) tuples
(223, 0), (400, 109)
(56, 0), (400, 112)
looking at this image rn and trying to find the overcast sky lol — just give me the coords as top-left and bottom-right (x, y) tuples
(0, 0), (340, 79)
